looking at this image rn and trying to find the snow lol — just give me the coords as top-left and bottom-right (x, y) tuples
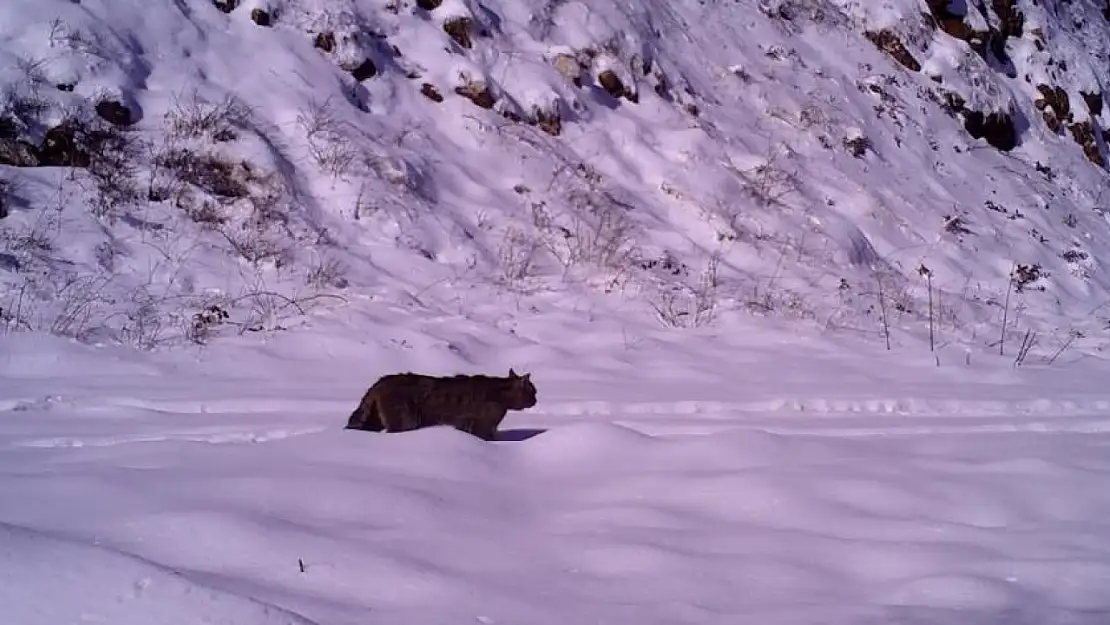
(5, 0), (1110, 621)
(4, 326), (1110, 625)
(0, 523), (314, 625)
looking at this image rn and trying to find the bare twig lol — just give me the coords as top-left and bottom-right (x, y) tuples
(1000, 261), (1015, 356)
(876, 273), (891, 350)
(1013, 329), (1036, 367)
(1045, 330), (1081, 365)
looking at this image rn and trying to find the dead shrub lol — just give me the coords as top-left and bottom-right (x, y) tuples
(182, 199), (227, 228)
(36, 110), (145, 218)
(530, 189), (639, 276)
(164, 91), (252, 143)
(497, 226), (543, 287)
(188, 303), (230, 344)
(305, 256), (349, 289)
(1, 83), (50, 126)
(155, 148), (252, 198)
(295, 97), (358, 179)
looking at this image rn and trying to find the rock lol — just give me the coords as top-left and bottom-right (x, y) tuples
(533, 106), (561, 136)
(38, 123), (91, 167)
(250, 8), (272, 26)
(1081, 91), (1104, 116)
(314, 32), (335, 52)
(992, 0), (1024, 38)
(94, 100), (136, 127)
(348, 59), (377, 81)
(844, 135), (872, 157)
(929, 14), (975, 41)
(420, 83), (444, 102)
(963, 110), (1016, 151)
(552, 54), (583, 87)
(1069, 121), (1104, 167)
(922, 0), (973, 39)
(939, 90), (966, 116)
(652, 70), (672, 100)
(922, 2), (1001, 62)
(1034, 84), (1071, 133)
(598, 69), (635, 102)
(212, 0), (239, 13)
(863, 29), (921, 72)
(454, 81), (495, 109)
(444, 17), (473, 49)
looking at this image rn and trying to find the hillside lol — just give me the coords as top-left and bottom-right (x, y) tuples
(5, 2), (1110, 624)
(2, 0), (1110, 359)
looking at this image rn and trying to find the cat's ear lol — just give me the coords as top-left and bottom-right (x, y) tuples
(523, 373), (531, 382)
(509, 368), (518, 378)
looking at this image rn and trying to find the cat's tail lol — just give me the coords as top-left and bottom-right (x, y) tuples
(346, 395), (385, 432)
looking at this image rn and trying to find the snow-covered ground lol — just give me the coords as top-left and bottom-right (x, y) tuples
(5, 0), (1110, 622)
(4, 315), (1110, 625)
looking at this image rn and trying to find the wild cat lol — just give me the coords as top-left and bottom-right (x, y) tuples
(345, 369), (538, 441)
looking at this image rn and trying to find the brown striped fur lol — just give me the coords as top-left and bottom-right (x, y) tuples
(345, 369), (537, 441)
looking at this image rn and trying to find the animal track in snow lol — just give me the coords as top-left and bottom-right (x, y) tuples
(0, 395), (344, 416)
(13, 426), (328, 450)
(9, 395), (1110, 451)
(536, 397), (1110, 419)
(527, 397), (1110, 439)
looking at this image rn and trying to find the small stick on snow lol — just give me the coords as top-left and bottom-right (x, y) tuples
(876, 273), (891, 351)
(918, 264), (934, 352)
(1045, 330), (1080, 365)
(1000, 262), (1015, 356)
(1013, 329), (1036, 367)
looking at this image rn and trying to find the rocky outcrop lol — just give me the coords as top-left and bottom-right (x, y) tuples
(1069, 121), (1104, 166)
(454, 80), (495, 109)
(345, 59), (378, 82)
(251, 8), (272, 27)
(1035, 84), (1071, 133)
(94, 100), (137, 127)
(420, 83), (444, 102)
(443, 17), (473, 49)
(963, 110), (1017, 151)
(863, 1), (1103, 166)
(863, 29), (921, 72)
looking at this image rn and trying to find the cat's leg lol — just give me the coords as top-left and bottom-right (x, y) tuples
(451, 417), (480, 438)
(387, 399), (421, 432)
(471, 406), (504, 441)
(472, 422), (497, 441)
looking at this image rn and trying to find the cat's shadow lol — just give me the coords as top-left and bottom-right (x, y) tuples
(496, 428), (547, 442)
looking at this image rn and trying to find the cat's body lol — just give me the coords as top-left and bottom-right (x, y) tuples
(345, 369), (537, 441)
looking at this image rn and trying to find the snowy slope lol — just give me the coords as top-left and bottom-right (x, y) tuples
(4, 330), (1110, 624)
(1, 0), (1110, 357)
(5, 0), (1110, 623)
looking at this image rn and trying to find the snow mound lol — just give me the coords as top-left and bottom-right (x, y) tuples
(2, 326), (1110, 623)
(0, 522), (316, 625)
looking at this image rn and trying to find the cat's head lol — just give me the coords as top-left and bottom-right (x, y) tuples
(504, 368), (538, 410)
